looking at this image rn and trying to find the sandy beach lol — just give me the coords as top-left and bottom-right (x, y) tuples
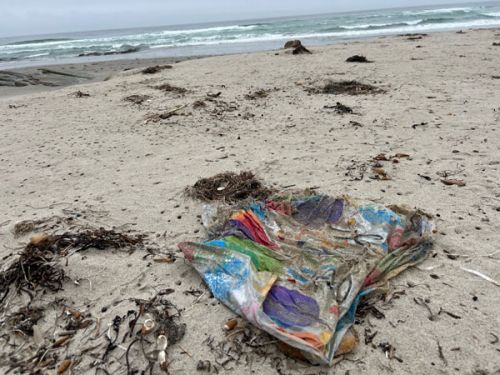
(1, 28), (500, 374)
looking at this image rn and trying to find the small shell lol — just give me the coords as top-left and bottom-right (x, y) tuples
(141, 319), (155, 336)
(157, 334), (168, 350)
(56, 359), (72, 374)
(30, 233), (49, 246)
(224, 319), (237, 331)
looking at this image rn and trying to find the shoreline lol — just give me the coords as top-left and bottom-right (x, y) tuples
(1, 26), (499, 98)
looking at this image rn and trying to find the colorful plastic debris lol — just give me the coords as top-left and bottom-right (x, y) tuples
(179, 194), (434, 366)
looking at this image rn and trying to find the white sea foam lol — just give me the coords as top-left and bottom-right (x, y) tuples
(2, 3), (500, 66)
(403, 7), (473, 16)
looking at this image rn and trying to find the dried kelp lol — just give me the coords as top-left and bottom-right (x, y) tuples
(321, 80), (383, 95)
(71, 90), (90, 98)
(142, 65), (172, 74)
(325, 102), (353, 114)
(186, 171), (274, 203)
(204, 322), (278, 371)
(346, 55), (372, 63)
(5, 305), (44, 336)
(153, 83), (187, 95)
(245, 89), (269, 100)
(124, 94), (151, 105)
(0, 243), (66, 294)
(0, 228), (144, 296)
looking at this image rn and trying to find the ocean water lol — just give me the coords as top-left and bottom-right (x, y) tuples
(1, 2), (500, 68)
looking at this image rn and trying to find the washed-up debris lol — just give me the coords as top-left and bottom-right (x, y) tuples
(319, 80), (383, 95)
(14, 216), (72, 236)
(193, 100), (207, 108)
(349, 120), (363, 128)
(207, 91), (222, 98)
(346, 161), (368, 181)
(124, 94), (151, 105)
(142, 65), (172, 74)
(412, 122), (428, 129)
(324, 102), (353, 114)
(5, 305), (44, 336)
(71, 90), (90, 98)
(224, 318), (238, 331)
(373, 153), (410, 163)
(204, 322), (278, 371)
(153, 83), (188, 95)
(284, 40), (312, 55)
(400, 33), (428, 40)
(56, 359), (72, 374)
(414, 297), (437, 321)
(29, 228), (144, 254)
(0, 227), (144, 296)
(441, 179), (466, 187)
(179, 190), (434, 366)
(346, 55), (372, 63)
(0, 240), (66, 294)
(245, 89), (269, 100)
(144, 104), (189, 123)
(418, 174), (432, 181)
(371, 166), (391, 180)
(461, 267), (500, 287)
(379, 342), (403, 362)
(186, 171), (274, 203)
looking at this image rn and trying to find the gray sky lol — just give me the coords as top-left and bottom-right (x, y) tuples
(0, 0), (491, 37)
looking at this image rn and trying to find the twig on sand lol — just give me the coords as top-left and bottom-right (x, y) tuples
(144, 104), (188, 124)
(461, 267), (500, 287)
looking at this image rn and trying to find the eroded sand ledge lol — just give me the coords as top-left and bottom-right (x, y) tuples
(0, 29), (499, 374)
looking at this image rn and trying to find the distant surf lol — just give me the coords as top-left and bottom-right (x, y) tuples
(1, 2), (500, 67)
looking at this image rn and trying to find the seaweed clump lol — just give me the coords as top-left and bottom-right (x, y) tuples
(186, 171), (274, 203)
(142, 65), (172, 74)
(346, 55), (372, 63)
(321, 80), (383, 95)
(0, 229), (144, 296)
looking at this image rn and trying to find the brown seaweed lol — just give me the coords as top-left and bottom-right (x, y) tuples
(321, 80), (383, 95)
(186, 171), (274, 203)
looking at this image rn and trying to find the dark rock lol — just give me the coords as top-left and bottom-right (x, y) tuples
(292, 45), (312, 55)
(284, 40), (312, 55)
(284, 40), (302, 49)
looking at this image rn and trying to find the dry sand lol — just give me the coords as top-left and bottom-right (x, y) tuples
(0, 29), (500, 374)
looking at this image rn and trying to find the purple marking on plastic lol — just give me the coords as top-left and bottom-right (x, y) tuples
(263, 285), (320, 328)
(327, 199), (344, 223)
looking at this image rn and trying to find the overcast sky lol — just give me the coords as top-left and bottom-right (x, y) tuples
(0, 0), (491, 37)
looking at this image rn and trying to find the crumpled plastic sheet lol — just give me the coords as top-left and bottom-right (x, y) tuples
(179, 194), (434, 365)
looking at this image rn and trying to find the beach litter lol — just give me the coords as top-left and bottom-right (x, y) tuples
(179, 188), (434, 366)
